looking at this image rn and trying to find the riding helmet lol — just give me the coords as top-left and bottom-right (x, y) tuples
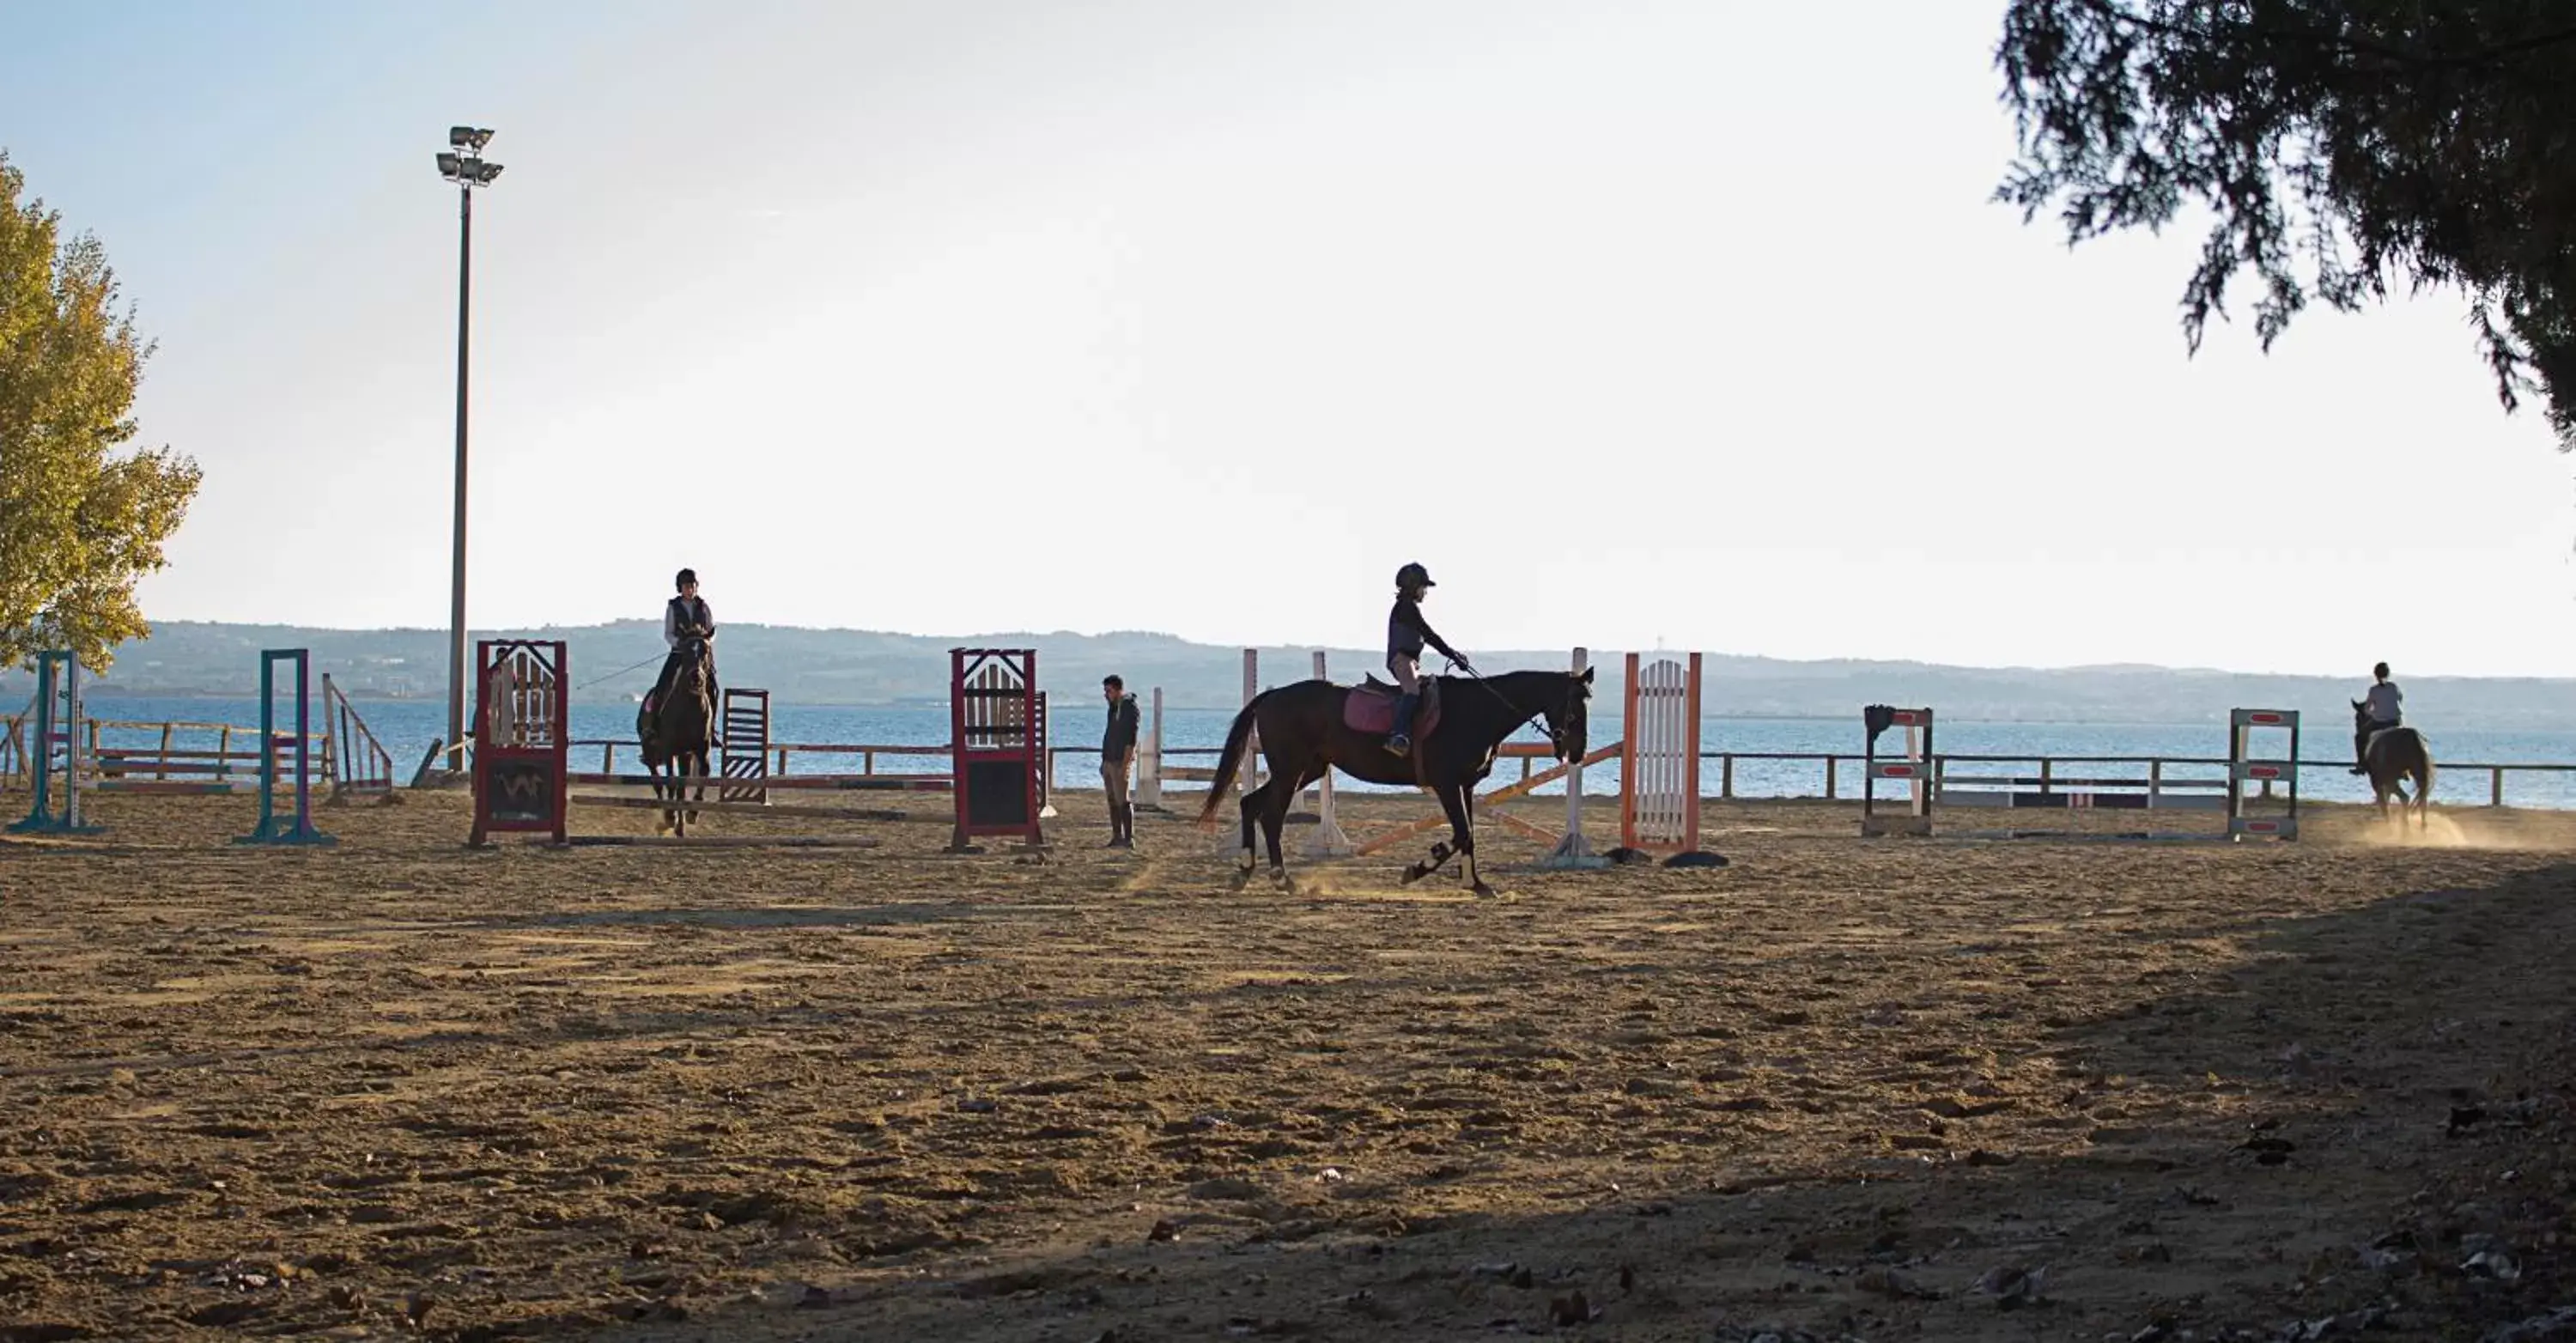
(1395, 562), (1435, 591)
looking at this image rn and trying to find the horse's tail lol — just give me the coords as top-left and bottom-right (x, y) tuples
(1194, 693), (1272, 828)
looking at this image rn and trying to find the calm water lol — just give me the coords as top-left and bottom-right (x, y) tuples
(63, 695), (2576, 810)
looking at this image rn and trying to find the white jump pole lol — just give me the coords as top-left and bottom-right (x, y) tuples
(1539, 646), (1605, 867)
(1240, 647), (1261, 796)
(1135, 687), (1165, 811)
(1303, 649), (1354, 857)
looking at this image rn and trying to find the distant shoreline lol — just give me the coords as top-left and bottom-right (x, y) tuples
(40, 690), (2284, 730)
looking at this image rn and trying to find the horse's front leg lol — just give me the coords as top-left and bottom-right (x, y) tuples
(649, 757), (678, 836)
(686, 749), (707, 826)
(1400, 783), (1485, 896)
(1453, 784), (1489, 897)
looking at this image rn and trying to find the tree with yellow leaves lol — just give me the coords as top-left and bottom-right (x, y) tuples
(1, 150), (200, 672)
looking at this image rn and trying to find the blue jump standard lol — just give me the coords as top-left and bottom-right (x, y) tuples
(234, 649), (336, 848)
(9, 651), (103, 836)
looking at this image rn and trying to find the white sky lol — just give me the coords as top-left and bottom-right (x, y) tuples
(8, 1), (2570, 677)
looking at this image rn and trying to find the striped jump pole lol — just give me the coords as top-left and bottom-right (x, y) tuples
(568, 771), (954, 791)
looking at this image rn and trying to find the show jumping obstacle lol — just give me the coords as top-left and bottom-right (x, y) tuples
(1859, 706), (1934, 837)
(234, 650), (335, 847)
(2226, 709), (2300, 840)
(1858, 704), (2301, 842)
(719, 688), (772, 802)
(9, 651), (100, 836)
(9, 648), (337, 843)
(323, 674), (396, 803)
(466, 640), (1047, 851)
(1619, 652), (1703, 855)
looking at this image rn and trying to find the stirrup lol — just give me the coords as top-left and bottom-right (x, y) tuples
(1386, 734), (1412, 758)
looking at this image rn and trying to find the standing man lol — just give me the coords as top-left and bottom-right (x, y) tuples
(1101, 674), (1141, 848)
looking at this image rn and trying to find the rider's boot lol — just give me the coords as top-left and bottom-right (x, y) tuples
(1387, 692), (1419, 758)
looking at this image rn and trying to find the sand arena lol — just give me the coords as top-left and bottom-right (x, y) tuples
(3, 789), (2573, 1341)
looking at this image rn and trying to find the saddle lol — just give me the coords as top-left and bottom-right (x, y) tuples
(1344, 677), (1443, 740)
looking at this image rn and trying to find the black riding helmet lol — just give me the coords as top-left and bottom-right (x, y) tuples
(1395, 562), (1435, 592)
(676, 568), (698, 590)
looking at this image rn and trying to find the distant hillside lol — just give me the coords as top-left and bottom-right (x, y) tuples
(6, 621), (2571, 729)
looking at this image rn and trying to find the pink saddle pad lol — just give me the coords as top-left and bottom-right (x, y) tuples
(1343, 679), (1442, 738)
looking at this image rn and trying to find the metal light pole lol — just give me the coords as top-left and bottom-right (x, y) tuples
(436, 128), (503, 764)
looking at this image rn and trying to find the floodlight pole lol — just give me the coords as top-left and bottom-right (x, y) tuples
(447, 177), (473, 763)
(436, 128), (499, 768)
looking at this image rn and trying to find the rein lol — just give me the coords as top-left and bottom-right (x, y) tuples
(1450, 663), (1565, 756)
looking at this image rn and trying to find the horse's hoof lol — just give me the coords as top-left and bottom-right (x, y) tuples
(1470, 882), (1497, 899)
(1396, 865), (1425, 887)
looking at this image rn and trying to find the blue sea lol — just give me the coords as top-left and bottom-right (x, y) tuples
(56, 695), (2576, 809)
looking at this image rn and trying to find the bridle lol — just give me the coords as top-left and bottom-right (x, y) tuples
(1453, 663), (1583, 759)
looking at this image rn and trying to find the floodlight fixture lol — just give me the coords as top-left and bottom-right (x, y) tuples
(432, 123), (506, 762)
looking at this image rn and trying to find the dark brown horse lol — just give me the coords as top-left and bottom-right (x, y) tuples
(1196, 668), (1593, 896)
(641, 641), (716, 836)
(2352, 701), (2433, 830)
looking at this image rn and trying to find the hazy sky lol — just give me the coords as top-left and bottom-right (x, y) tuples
(5, 1), (2568, 677)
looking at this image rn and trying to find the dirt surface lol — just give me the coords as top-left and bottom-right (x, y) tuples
(3, 786), (2574, 1342)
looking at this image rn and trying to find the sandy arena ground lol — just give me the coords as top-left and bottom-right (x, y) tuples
(3, 784), (2573, 1342)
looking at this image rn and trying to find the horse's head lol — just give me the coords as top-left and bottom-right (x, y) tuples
(673, 641), (714, 696)
(1538, 667), (1595, 763)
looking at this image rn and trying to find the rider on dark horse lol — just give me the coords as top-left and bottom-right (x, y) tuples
(2353, 660), (2401, 774)
(647, 568), (720, 747)
(1386, 562), (1472, 758)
